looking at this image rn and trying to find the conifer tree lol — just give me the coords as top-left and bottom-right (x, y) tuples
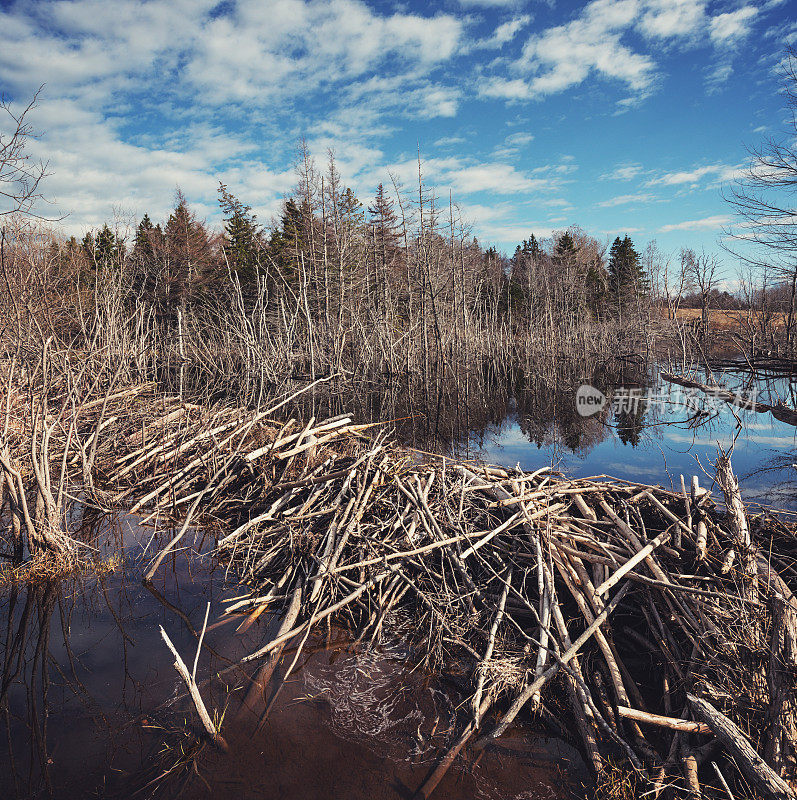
(268, 198), (305, 282)
(368, 184), (401, 271)
(368, 184), (402, 314)
(522, 234), (540, 258)
(163, 191), (213, 310)
(218, 183), (262, 289)
(81, 224), (124, 268)
(131, 213), (163, 301)
(608, 235), (648, 317)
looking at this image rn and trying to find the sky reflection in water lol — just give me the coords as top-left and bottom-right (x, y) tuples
(462, 370), (797, 509)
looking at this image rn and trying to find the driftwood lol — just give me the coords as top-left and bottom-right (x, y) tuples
(662, 371), (797, 426)
(160, 624), (228, 752)
(688, 694), (796, 800)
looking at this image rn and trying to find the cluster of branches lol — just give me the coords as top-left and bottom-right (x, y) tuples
(1, 149), (654, 411)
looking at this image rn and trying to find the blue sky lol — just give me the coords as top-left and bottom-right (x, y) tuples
(1, 0), (795, 263)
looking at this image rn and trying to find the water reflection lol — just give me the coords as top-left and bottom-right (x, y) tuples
(455, 366), (797, 508)
(0, 513), (588, 800)
(0, 514), (256, 799)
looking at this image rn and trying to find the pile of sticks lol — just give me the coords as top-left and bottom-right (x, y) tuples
(3, 377), (797, 798)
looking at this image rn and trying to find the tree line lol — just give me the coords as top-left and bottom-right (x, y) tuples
(21, 147), (650, 409)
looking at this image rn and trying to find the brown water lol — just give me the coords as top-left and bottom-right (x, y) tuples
(0, 513), (589, 800)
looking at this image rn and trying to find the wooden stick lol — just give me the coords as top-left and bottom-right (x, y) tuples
(617, 705), (712, 735)
(159, 626), (228, 751)
(687, 694), (796, 800)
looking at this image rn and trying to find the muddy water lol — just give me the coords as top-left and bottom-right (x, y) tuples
(0, 514), (589, 799)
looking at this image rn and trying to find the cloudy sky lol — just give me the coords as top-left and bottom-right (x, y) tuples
(1, 0), (794, 257)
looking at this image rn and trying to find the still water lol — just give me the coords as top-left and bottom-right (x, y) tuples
(458, 366), (797, 510)
(3, 364), (795, 799)
(0, 515), (588, 799)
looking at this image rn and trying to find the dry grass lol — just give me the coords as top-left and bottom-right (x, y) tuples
(594, 761), (641, 800)
(674, 307), (787, 331)
(0, 549), (123, 587)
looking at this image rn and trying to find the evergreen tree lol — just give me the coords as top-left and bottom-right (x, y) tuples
(81, 225), (124, 268)
(584, 260), (608, 317)
(368, 184), (401, 270)
(339, 187), (364, 228)
(608, 235), (648, 316)
(218, 183), (262, 288)
(131, 213), (163, 301)
(509, 234), (544, 317)
(163, 191), (214, 310)
(268, 198), (305, 281)
(81, 231), (95, 262)
(133, 214), (155, 262)
(554, 231), (576, 262)
(368, 184), (402, 312)
(522, 234), (541, 259)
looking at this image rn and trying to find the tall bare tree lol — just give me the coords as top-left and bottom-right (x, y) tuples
(0, 88), (49, 218)
(682, 248), (722, 337)
(724, 46), (797, 353)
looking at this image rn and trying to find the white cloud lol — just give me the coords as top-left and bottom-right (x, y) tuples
(659, 215), (730, 232)
(646, 163), (742, 186)
(638, 0), (706, 39)
(492, 130), (535, 159)
(505, 132), (534, 146)
(710, 6), (758, 44)
(602, 226), (644, 235)
(477, 0), (764, 106)
(513, 0), (655, 98)
(478, 223), (556, 244)
(434, 136), (467, 148)
(481, 15), (532, 47)
(597, 193), (655, 207)
(478, 77), (535, 101)
(187, 0), (463, 104)
(457, 0), (520, 6)
(0, 0), (471, 228)
(603, 163), (645, 181)
(449, 163), (550, 194)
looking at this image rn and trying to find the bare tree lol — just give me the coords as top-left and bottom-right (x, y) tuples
(682, 248), (722, 337)
(724, 46), (797, 353)
(0, 87), (49, 218)
(657, 246), (692, 322)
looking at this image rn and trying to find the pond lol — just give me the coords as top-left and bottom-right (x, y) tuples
(0, 513), (589, 799)
(455, 364), (797, 511)
(3, 361), (795, 799)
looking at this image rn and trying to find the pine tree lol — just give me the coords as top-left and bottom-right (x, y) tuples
(131, 213), (163, 301)
(81, 225), (124, 268)
(509, 234), (543, 317)
(218, 183), (262, 289)
(339, 187), (363, 228)
(608, 235), (648, 316)
(522, 234), (541, 259)
(368, 184), (401, 270)
(554, 231), (577, 263)
(163, 191), (214, 310)
(81, 231), (95, 262)
(268, 198), (305, 282)
(368, 184), (402, 314)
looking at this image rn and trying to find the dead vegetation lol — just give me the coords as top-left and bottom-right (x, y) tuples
(1, 365), (795, 800)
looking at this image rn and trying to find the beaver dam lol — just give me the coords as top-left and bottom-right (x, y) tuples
(2, 377), (797, 800)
